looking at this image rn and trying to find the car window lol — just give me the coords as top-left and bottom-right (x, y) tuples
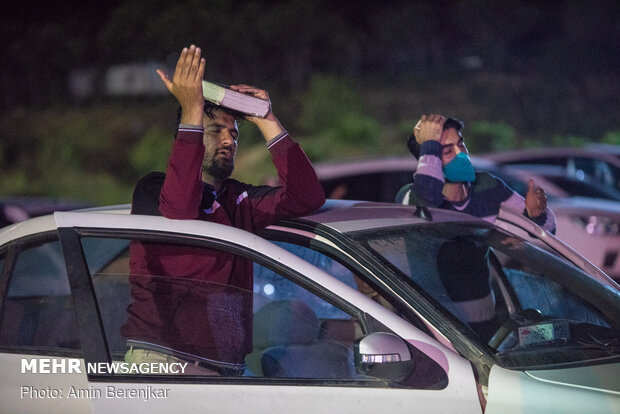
(0, 238), (81, 352)
(540, 174), (620, 200)
(322, 171), (412, 202)
(508, 157), (564, 167)
(254, 241), (359, 319)
(498, 156), (620, 192)
(491, 166), (620, 200)
(354, 224), (620, 367)
(77, 235), (446, 389)
(250, 264), (360, 379)
(502, 267), (605, 323)
(568, 158), (620, 190)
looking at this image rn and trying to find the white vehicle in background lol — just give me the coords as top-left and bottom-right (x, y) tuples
(488, 165), (620, 281)
(0, 201), (618, 413)
(482, 146), (620, 194)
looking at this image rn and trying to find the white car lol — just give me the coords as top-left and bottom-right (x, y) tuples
(482, 146), (620, 194)
(487, 166), (620, 281)
(0, 201), (618, 413)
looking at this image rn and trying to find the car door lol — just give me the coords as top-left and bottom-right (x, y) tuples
(0, 231), (91, 414)
(262, 217), (620, 414)
(52, 211), (482, 414)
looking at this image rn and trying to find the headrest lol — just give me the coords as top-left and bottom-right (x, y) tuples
(253, 300), (319, 349)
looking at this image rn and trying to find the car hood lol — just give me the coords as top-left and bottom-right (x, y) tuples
(526, 362), (620, 394)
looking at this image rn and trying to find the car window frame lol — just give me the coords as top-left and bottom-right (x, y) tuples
(260, 226), (437, 337)
(57, 226), (390, 385)
(345, 221), (620, 367)
(262, 221), (501, 376)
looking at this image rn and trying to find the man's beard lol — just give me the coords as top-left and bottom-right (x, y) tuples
(203, 156), (234, 181)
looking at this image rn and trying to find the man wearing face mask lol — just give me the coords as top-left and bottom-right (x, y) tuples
(395, 114), (555, 343)
(396, 114), (555, 233)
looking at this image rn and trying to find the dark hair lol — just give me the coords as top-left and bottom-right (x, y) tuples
(174, 101), (245, 135)
(407, 117), (465, 159)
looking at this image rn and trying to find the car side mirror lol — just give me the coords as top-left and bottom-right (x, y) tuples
(354, 332), (414, 381)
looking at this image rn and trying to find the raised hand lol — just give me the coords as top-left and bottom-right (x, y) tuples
(525, 179), (548, 218)
(413, 113), (446, 144)
(228, 84), (273, 120)
(229, 84), (284, 141)
(157, 45), (206, 126)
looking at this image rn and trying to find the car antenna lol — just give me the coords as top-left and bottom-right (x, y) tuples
(414, 205), (432, 221)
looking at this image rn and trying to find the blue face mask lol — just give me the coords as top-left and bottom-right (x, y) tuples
(442, 152), (476, 182)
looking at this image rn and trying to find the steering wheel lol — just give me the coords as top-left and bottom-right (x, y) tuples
(488, 308), (544, 349)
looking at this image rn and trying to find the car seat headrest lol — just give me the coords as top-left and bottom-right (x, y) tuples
(253, 300), (319, 349)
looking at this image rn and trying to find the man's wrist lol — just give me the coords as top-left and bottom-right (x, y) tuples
(179, 123), (204, 130)
(420, 140), (442, 156)
(256, 117), (285, 142)
(180, 107), (204, 126)
(524, 207), (545, 220)
(176, 124), (204, 143)
(266, 131), (289, 149)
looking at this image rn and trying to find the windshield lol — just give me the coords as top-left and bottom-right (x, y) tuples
(352, 223), (620, 367)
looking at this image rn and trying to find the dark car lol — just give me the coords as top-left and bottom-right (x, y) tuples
(0, 196), (93, 227)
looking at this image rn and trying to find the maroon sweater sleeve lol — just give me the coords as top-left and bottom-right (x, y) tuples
(159, 128), (205, 219)
(248, 132), (325, 229)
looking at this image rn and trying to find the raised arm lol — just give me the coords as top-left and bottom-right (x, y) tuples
(221, 86), (324, 228)
(500, 178), (556, 233)
(155, 45), (206, 219)
(157, 45), (205, 126)
(409, 114), (447, 206)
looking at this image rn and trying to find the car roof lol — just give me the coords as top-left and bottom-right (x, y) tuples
(483, 147), (620, 167)
(0, 201), (487, 245)
(485, 165), (568, 198)
(585, 143), (620, 157)
(314, 154), (496, 180)
(0, 204), (131, 244)
(547, 196), (620, 218)
(279, 200), (488, 233)
(313, 155), (417, 179)
(312, 154), (569, 200)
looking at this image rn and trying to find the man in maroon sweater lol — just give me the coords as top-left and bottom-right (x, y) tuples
(121, 45), (325, 375)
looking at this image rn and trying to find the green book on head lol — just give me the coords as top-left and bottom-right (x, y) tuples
(202, 81), (270, 118)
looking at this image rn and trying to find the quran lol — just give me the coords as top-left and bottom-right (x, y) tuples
(202, 81), (270, 118)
